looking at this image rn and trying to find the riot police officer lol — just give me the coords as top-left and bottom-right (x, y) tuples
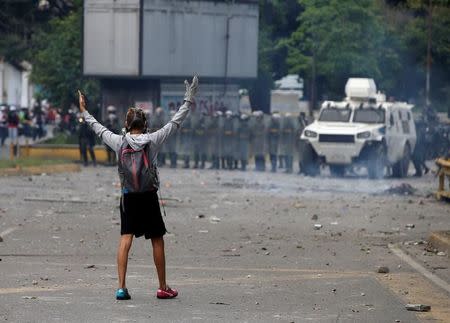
(193, 112), (207, 169)
(279, 113), (296, 173)
(207, 111), (222, 169)
(104, 106), (120, 165)
(238, 113), (251, 171)
(267, 112), (281, 172)
(222, 110), (236, 170)
(179, 114), (193, 168)
(251, 111), (266, 171)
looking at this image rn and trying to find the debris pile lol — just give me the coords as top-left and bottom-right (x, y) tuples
(383, 183), (416, 196)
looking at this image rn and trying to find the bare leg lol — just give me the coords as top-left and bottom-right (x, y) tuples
(151, 236), (167, 290)
(117, 234), (133, 289)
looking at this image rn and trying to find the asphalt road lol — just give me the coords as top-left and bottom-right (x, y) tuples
(0, 166), (449, 322)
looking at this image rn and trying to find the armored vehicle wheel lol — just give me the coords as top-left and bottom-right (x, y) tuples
(392, 144), (411, 178)
(301, 143), (320, 177)
(367, 145), (386, 179)
(330, 165), (345, 177)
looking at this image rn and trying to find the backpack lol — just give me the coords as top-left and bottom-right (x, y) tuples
(118, 141), (159, 193)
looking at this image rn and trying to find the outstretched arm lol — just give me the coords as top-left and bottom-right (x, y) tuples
(78, 91), (122, 152)
(139, 76), (199, 149)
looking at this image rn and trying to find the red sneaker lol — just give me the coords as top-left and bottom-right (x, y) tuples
(157, 287), (178, 299)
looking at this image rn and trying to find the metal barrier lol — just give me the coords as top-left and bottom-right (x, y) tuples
(436, 158), (450, 200)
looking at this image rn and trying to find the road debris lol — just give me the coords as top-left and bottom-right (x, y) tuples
(209, 216), (221, 223)
(25, 197), (91, 204)
(293, 202), (306, 209)
(209, 302), (230, 305)
(405, 304), (431, 312)
(383, 183), (416, 196)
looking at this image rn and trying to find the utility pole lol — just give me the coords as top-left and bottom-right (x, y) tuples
(425, 0), (432, 108)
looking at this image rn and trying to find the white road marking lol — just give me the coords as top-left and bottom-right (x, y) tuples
(389, 243), (450, 294)
(0, 227), (18, 237)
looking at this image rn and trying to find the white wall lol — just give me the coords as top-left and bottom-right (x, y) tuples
(0, 61), (33, 108)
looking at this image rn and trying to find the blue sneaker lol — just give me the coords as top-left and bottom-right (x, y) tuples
(115, 288), (131, 300)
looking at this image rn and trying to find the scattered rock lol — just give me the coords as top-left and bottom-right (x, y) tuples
(405, 224), (415, 229)
(209, 216), (221, 223)
(32, 280), (38, 285)
(311, 214), (318, 221)
(196, 214), (205, 219)
(314, 224), (323, 230)
(22, 296), (37, 300)
(293, 202), (306, 209)
(0, 236), (3, 242)
(405, 304), (431, 312)
(437, 251), (446, 257)
(84, 264), (96, 269)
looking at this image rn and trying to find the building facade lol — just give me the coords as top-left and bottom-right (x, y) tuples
(83, 0), (259, 119)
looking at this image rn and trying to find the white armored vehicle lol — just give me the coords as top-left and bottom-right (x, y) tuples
(301, 78), (416, 179)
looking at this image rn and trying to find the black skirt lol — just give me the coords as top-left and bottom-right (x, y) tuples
(120, 190), (167, 239)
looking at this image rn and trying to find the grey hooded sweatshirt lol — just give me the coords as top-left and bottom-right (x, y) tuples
(82, 101), (191, 165)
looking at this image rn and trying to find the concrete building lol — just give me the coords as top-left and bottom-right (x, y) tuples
(0, 59), (33, 108)
(83, 0), (259, 120)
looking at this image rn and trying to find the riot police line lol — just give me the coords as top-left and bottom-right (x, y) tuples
(103, 106), (449, 176)
(104, 107), (311, 173)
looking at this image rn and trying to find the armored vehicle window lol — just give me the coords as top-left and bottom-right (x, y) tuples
(353, 108), (385, 124)
(319, 108), (351, 122)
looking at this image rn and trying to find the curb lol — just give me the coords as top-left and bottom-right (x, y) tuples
(0, 163), (81, 177)
(428, 231), (450, 255)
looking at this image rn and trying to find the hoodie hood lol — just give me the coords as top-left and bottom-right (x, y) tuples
(124, 133), (151, 150)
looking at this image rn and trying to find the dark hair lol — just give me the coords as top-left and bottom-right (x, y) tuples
(126, 107), (147, 132)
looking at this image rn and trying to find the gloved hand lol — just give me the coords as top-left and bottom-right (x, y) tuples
(184, 75), (199, 103)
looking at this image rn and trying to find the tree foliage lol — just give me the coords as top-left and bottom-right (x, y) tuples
(29, 1), (99, 110)
(278, 0), (450, 110)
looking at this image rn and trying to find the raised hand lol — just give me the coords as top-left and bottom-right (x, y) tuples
(184, 75), (199, 103)
(78, 90), (87, 113)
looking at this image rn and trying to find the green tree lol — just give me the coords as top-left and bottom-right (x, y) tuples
(284, 0), (390, 108)
(0, 0), (73, 62)
(29, 1), (99, 110)
(248, 0), (302, 113)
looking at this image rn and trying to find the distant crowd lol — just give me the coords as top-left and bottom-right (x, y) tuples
(0, 103), (81, 157)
